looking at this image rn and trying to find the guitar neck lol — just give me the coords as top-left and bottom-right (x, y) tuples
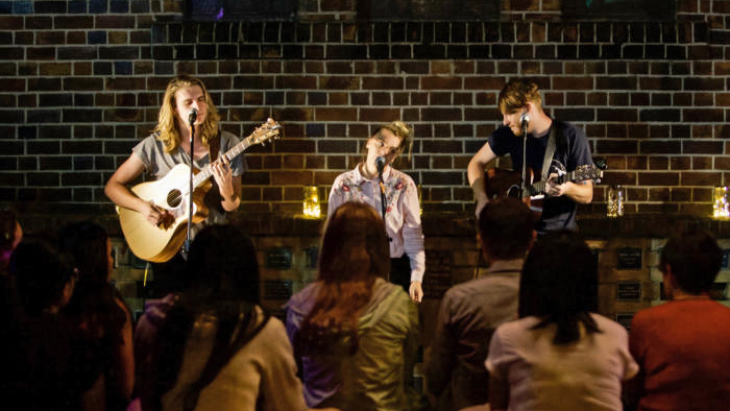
(193, 137), (253, 188)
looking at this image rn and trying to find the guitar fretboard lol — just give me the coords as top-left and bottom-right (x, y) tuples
(527, 170), (588, 197)
(192, 137), (254, 188)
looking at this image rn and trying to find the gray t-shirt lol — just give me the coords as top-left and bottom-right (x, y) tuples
(132, 130), (245, 232)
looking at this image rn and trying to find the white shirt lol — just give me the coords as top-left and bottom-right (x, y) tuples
(328, 165), (425, 283)
(486, 313), (639, 411)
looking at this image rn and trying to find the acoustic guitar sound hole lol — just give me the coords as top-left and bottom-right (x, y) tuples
(168, 189), (182, 208)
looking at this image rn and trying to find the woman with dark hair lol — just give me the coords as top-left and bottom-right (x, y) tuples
(59, 221), (135, 411)
(138, 224), (309, 411)
(486, 231), (638, 411)
(286, 202), (422, 411)
(0, 209), (22, 274)
(2, 240), (99, 411)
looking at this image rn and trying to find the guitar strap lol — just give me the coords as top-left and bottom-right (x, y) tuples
(209, 130), (220, 162)
(540, 123), (558, 182)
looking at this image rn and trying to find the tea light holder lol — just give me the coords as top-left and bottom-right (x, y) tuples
(713, 186), (729, 219)
(303, 186), (321, 218)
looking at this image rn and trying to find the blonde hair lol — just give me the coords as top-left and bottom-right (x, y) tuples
(498, 78), (542, 114)
(362, 120), (414, 167)
(154, 75), (221, 153)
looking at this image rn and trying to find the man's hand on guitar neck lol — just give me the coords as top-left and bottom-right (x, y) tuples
(544, 173), (594, 204)
(544, 173), (568, 197)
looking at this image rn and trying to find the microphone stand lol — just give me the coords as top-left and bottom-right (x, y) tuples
(377, 162), (390, 282)
(183, 113), (196, 256)
(520, 117), (528, 199)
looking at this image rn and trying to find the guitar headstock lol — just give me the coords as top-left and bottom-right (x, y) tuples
(576, 164), (604, 184)
(247, 118), (282, 147)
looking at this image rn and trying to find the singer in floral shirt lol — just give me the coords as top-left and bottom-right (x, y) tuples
(328, 121), (425, 303)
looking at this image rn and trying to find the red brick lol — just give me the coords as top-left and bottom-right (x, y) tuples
(464, 77), (506, 90)
(421, 76), (462, 90)
(553, 76), (593, 90)
(105, 77), (145, 91)
(39, 63), (72, 76)
(270, 170), (314, 186)
(638, 172), (679, 186)
(275, 76), (317, 89)
(315, 108), (357, 122)
(681, 172), (721, 186)
(362, 77), (404, 90)
(319, 76), (360, 90)
(95, 16), (136, 29)
(53, 16), (94, 29)
(692, 157), (712, 170)
(359, 108), (400, 122)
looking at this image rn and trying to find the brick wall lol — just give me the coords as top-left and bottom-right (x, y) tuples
(1, 0), (729, 217)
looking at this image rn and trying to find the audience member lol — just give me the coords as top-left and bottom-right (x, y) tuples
(426, 197), (535, 411)
(2, 240), (99, 411)
(486, 231), (638, 411)
(137, 224), (309, 411)
(59, 221), (135, 411)
(286, 202), (424, 411)
(0, 209), (22, 274)
(626, 228), (730, 411)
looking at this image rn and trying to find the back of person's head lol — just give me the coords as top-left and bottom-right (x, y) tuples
(1, 210), (22, 271)
(58, 221), (110, 284)
(298, 203), (390, 356)
(660, 228), (721, 294)
(519, 230), (600, 344)
(499, 78), (542, 113)
(319, 202), (390, 284)
(478, 197), (534, 261)
(185, 224), (260, 303)
(10, 240), (75, 315)
(151, 224), (264, 411)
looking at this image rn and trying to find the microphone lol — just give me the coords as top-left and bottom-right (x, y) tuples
(188, 108), (198, 125)
(376, 156), (386, 174)
(520, 111), (530, 128)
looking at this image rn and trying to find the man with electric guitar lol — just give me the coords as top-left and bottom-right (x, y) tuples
(467, 78), (599, 235)
(105, 75), (280, 268)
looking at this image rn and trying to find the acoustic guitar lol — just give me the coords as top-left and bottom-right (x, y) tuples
(118, 119), (281, 262)
(484, 161), (605, 217)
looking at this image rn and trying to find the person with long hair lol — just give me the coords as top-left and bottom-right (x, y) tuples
(286, 202), (423, 411)
(327, 120), (425, 303)
(2, 239), (100, 411)
(105, 75), (243, 229)
(104, 74), (247, 291)
(59, 221), (135, 411)
(137, 224), (309, 411)
(0, 209), (22, 274)
(486, 231), (638, 411)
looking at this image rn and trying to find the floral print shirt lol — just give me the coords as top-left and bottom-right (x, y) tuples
(328, 165), (425, 283)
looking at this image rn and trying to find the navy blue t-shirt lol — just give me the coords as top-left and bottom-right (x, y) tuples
(487, 119), (594, 234)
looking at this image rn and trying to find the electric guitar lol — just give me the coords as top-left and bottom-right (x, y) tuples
(484, 161), (605, 216)
(117, 119), (281, 262)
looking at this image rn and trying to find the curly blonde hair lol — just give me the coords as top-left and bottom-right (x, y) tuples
(154, 75), (221, 153)
(498, 78), (543, 114)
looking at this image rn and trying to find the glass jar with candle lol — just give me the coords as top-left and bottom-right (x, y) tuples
(713, 186), (729, 219)
(303, 186), (321, 218)
(607, 185), (625, 218)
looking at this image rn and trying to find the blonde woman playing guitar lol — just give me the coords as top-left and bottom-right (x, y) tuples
(105, 75), (279, 267)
